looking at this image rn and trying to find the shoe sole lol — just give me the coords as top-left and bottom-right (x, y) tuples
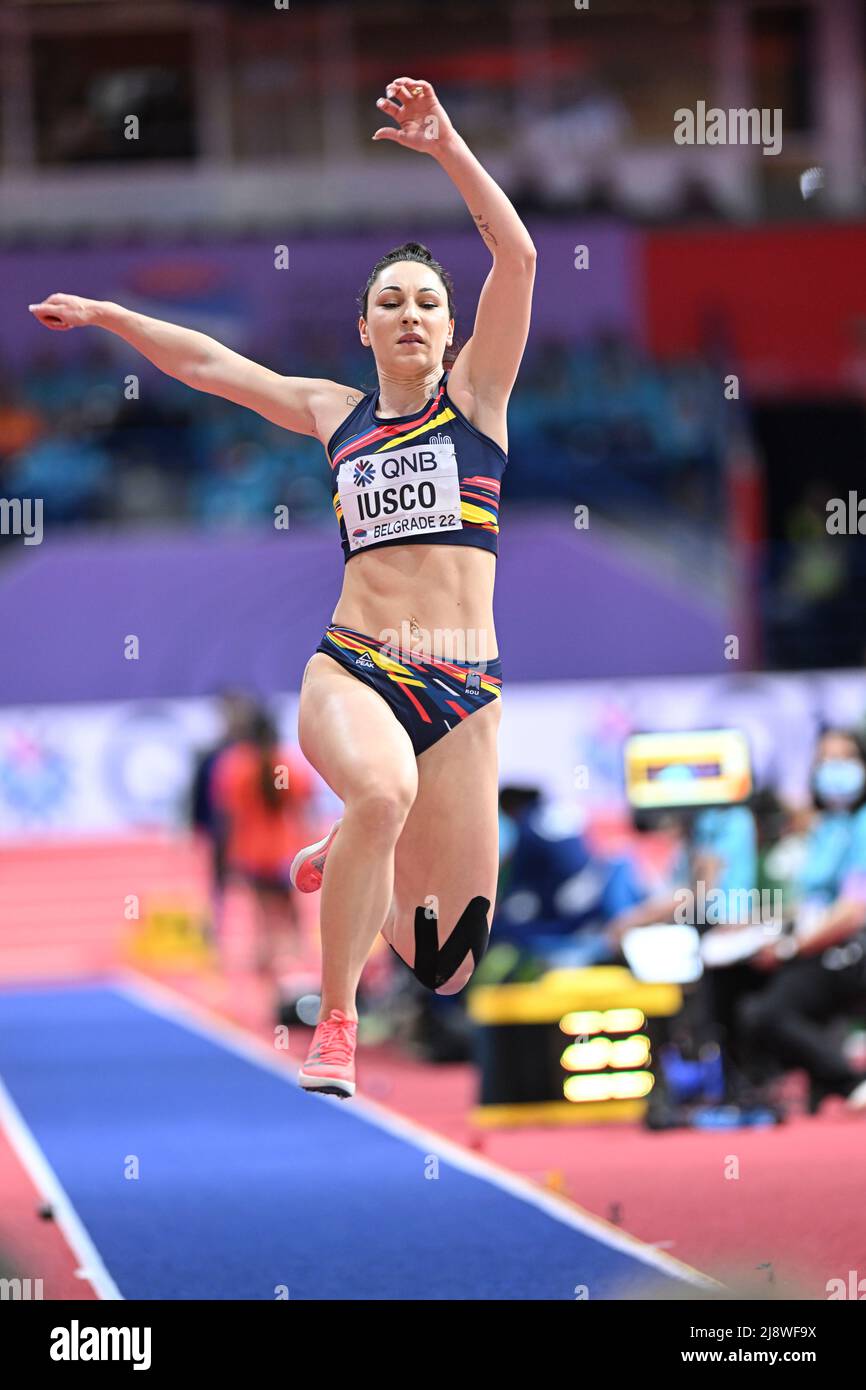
(298, 1071), (355, 1098)
(289, 819), (342, 892)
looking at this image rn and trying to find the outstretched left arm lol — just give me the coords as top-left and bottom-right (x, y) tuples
(374, 78), (536, 410)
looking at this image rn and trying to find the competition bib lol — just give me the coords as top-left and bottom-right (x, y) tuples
(338, 440), (463, 552)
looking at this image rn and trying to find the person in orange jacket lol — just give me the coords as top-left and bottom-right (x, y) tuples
(212, 707), (316, 985)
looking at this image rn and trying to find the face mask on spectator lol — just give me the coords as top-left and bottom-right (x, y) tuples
(813, 758), (866, 807)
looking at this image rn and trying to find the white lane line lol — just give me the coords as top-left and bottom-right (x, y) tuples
(0, 1073), (123, 1301)
(113, 970), (719, 1290)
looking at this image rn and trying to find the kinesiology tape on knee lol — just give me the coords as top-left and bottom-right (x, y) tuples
(411, 896), (491, 991)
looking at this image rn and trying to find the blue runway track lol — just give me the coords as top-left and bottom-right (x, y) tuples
(0, 981), (702, 1300)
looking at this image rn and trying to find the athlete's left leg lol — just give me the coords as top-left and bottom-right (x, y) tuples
(383, 696), (502, 995)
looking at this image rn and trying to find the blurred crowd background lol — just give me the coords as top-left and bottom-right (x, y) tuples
(0, 334), (726, 532)
(1, 0), (866, 670)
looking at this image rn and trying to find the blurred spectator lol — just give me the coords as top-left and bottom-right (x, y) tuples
(493, 784), (646, 969)
(5, 418), (111, 522)
(0, 385), (43, 459)
(190, 441), (284, 526)
(211, 707), (316, 1005)
(606, 802), (759, 943)
(737, 727), (866, 1112)
(606, 799), (768, 1112)
(189, 688), (258, 944)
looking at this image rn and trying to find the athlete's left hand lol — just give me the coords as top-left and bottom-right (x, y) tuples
(372, 78), (457, 156)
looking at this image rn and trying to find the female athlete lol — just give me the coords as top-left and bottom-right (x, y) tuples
(29, 77), (536, 1098)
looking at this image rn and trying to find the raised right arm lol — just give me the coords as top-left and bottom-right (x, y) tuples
(28, 294), (355, 441)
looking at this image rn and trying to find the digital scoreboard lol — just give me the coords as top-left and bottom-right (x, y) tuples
(469, 968), (682, 1127)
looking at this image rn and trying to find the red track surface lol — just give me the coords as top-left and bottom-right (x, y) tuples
(0, 1130), (98, 1300)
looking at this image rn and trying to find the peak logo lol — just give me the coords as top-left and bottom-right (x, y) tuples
(50, 1320), (152, 1370)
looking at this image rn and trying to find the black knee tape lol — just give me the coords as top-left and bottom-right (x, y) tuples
(411, 896), (491, 993)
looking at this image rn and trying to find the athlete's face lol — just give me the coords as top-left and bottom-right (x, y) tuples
(359, 261), (454, 372)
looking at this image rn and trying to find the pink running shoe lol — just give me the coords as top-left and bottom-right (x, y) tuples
(289, 819), (342, 893)
(298, 1009), (357, 1098)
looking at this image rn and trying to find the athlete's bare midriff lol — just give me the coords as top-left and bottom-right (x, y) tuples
(330, 541), (498, 664)
(317, 379), (503, 666)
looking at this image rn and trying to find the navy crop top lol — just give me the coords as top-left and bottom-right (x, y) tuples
(325, 369), (507, 563)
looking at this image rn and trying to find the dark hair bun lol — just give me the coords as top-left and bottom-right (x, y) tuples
(398, 241), (434, 261)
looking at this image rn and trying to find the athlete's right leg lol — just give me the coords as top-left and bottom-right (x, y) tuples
(297, 653), (419, 1023)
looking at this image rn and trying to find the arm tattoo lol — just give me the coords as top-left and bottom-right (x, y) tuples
(472, 212), (499, 247)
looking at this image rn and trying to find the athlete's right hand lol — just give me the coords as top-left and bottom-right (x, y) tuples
(28, 293), (99, 330)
